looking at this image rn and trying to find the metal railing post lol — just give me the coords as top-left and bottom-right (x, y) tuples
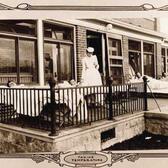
(108, 76), (113, 120)
(142, 76), (148, 111)
(48, 77), (59, 136)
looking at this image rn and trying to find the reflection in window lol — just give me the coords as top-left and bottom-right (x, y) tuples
(44, 43), (73, 82)
(44, 23), (73, 41)
(108, 38), (122, 56)
(44, 43), (57, 83)
(143, 42), (154, 53)
(0, 37), (16, 83)
(128, 40), (142, 75)
(0, 20), (36, 36)
(19, 40), (38, 83)
(143, 43), (154, 77)
(58, 45), (72, 81)
(128, 40), (141, 51)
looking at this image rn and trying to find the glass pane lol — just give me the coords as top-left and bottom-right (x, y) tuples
(108, 38), (122, 56)
(128, 40), (141, 51)
(112, 41), (117, 47)
(44, 23), (73, 41)
(143, 54), (154, 77)
(129, 52), (142, 75)
(44, 43), (58, 83)
(112, 51), (117, 56)
(58, 44), (72, 81)
(44, 43), (73, 83)
(0, 20), (36, 36)
(162, 48), (165, 56)
(0, 37), (16, 84)
(143, 43), (154, 53)
(161, 57), (166, 73)
(19, 40), (38, 84)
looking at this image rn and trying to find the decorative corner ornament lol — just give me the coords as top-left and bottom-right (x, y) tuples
(0, 3), (168, 11)
(32, 153), (60, 164)
(111, 153), (140, 165)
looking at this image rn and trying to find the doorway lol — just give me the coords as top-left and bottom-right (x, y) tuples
(86, 30), (104, 74)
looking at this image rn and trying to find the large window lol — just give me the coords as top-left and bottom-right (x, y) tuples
(44, 22), (74, 83)
(19, 40), (38, 84)
(143, 42), (154, 77)
(0, 20), (38, 85)
(0, 37), (16, 83)
(128, 40), (155, 78)
(128, 40), (142, 75)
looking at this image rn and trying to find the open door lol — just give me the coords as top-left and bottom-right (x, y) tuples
(86, 30), (106, 83)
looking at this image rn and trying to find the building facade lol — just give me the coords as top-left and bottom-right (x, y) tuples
(0, 18), (167, 86)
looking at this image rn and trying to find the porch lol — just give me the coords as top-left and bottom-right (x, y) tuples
(0, 77), (147, 136)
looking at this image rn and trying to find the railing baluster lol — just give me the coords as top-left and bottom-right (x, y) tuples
(30, 89), (32, 118)
(71, 87), (74, 125)
(108, 77), (113, 120)
(75, 86), (78, 125)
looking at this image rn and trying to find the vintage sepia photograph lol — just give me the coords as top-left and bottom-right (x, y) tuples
(1, 17), (168, 153)
(1, 0), (168, 168)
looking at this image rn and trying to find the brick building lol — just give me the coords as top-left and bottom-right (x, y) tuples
(0, 18), (167, 86)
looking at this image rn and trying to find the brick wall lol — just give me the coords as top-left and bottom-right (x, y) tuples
(76, 26), (87, 81)
(156, 43), (162, 78)
(122, 36), (129, 79)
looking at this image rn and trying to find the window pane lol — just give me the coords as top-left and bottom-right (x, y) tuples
(58, 44), (72, 81)
(44, 23), (73, 41)
(0, 20), (36, 36)
(108, 38), (122, 56)
(128, 40), (141, 51)
(44, 43), (73, 82)
(19, 40), (38, 84)
(143, 54), (154, 77)
(162, 48), (165, 56)
(0, 37), (16, 84)
(143, 43), (154, 53)
(44, 43), (57, 83)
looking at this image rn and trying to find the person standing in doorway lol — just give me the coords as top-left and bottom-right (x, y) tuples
(80, 47), (102, 86)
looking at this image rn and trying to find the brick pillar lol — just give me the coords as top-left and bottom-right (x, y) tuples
(156, 43), (162, 78)
(76, 26), (87, 81)
(122, 36), (129, 78)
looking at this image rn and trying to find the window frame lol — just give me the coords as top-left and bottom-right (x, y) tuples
(106, 33), (123, 84)
(43, 21), (75, 82)
(0, 23), (38, 85)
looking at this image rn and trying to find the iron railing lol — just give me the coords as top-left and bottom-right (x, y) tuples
(0, 77), (147, 136)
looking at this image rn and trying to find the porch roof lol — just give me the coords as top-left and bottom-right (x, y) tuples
(49, 18), (168, 41)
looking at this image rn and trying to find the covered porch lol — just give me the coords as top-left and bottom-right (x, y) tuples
(0, 77), (147, 136)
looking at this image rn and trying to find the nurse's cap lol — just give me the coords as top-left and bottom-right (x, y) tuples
(86, 47), (94, 53)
